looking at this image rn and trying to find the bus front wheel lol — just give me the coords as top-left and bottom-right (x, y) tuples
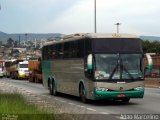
(79, 84), (88, 103)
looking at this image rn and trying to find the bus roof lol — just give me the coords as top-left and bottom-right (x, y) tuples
(43, 33), (139, 47)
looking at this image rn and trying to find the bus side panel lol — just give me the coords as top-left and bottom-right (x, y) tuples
(52, 59), (86, 96)
(51, 59), (97, 100)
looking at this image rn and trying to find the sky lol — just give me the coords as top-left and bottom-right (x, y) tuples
(0, 0), (160, 36)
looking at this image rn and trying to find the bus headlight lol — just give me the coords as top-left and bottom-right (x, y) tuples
(134, 87), (144, 90)
(95, 87), (109, 91)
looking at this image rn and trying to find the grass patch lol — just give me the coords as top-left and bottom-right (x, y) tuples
(0, 93), (56, 120)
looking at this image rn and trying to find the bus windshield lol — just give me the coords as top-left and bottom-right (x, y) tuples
(94, 54), (144, 80)
(19, 64), (28, 68)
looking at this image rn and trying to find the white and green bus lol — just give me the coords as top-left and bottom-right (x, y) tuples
(42, 33), (144, 103)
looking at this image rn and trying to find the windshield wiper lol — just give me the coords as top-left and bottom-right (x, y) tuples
(122, 65), (134, 79)
(109, 59), (134, 80)
(109, 63), (119, 80)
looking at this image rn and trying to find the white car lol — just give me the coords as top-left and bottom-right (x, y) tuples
(0, 69), (3, 78)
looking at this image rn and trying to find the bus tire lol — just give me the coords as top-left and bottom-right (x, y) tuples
(52, 80), (58, 96)
(79, 83), (88, 103)
(48, 79), (53, 95)
(48, 79), (58, 96)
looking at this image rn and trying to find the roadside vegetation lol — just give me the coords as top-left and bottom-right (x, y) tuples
(0, 93), (56, 120)
(143, 40), (160, 53)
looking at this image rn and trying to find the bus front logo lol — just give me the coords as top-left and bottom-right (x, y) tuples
(120, 87), (123, 90)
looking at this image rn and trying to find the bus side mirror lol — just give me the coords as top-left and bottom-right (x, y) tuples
(87, 54), (93, 70)
(85, 54), (93, 76)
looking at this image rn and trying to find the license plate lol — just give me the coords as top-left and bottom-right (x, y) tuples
(117, 94), (125, 97)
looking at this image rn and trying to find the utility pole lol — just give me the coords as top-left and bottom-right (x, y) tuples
(94, 0), (97, 33)
(35, 39), (37, 49)
(115, 23), (121, 33)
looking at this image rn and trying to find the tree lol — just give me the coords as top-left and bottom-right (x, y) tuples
(14, 41), (18, 47)
(0, 41), (2, 46)
(142, 40), (160, 54)
(6, 38), (14, 47)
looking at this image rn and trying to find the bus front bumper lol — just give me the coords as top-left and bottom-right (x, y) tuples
(94, 90), (144, 100)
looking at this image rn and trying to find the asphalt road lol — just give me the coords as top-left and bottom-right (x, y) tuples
(0, 78), (160, 120)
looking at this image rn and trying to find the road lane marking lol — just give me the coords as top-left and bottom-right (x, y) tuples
(68, 102), (76, 105)
(60, 100), (66, 103)
(86, 108), (96, 112)
(100, 112), (109, 114)
(76, 105), (85, 108)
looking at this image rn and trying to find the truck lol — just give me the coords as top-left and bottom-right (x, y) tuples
(3, 60), (12, 77)
(6, 60), (29, 79)
(28, 59), (42, 83)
